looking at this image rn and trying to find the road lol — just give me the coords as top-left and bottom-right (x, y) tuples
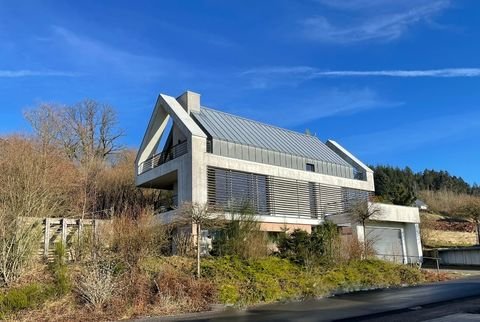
(139, 277), (480, 322)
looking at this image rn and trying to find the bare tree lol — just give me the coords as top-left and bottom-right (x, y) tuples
(25, 100), (124, 217)
(0, 137), (70, 285)
(348, 200), (381, 258)
(457, 198), (480, 244)
(176, 203), (222, 278)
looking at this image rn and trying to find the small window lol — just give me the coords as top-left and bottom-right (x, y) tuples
(306, 163), (315, 172)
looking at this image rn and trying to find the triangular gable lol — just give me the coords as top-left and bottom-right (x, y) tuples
(136, 93), (207, 165)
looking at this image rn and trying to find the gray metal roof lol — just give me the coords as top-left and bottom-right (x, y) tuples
(191, 107), (352, 167)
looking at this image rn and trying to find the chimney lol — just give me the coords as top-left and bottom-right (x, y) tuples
(177, 91), (201, 114)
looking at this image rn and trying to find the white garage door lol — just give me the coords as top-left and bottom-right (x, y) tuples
(365, 227), (404, 263)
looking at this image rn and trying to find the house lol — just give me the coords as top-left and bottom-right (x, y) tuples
(414, 199), (429, 211)
(135, 91), (422, 263)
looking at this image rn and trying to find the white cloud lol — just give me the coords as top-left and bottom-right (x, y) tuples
(234, 87), (400, 127)
(241, 67), (480, 88)
(315, 68), (480, 78)
(0, 70), (79, 77)
(302, 0), (450, 43)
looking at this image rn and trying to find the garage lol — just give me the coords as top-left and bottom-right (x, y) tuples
(365, 227), (405, 263)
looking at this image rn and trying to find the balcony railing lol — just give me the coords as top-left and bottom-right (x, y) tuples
(138, 141), (188, 174)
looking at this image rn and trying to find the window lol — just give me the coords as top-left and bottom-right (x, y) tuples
(207, 167), (269, 214)
(306, 163), (315, 172)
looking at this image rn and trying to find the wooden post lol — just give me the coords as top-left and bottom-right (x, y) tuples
(93, 219), (97, 261)
(197, 222), (201, 278)
(78, 219), (84, 240)
(61, 218), (67, 245)
(44, 218), (50, 258)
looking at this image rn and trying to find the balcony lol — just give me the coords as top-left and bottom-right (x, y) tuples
(138, 140), (188, 174)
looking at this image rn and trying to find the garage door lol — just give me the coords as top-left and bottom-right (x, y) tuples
(365, 227), (404, 263)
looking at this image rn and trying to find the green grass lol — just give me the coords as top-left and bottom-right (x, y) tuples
(0, 283), (55, 318)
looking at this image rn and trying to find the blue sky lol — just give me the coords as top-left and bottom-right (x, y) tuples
(1, 0), (480, 184)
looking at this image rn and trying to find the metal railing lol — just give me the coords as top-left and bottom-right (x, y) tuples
(376, 253), (441, 272)
(139, 141), (188, 174)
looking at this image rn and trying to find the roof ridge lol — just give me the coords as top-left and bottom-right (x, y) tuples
(197, 106), (323, 142)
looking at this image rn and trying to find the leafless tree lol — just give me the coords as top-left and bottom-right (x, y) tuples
(25, 100), (124, 217)
(0, 137), (69, 285)
(347, 199), (381, 257)
(176, 203), (222, 278)
(457, 198), (480, 244)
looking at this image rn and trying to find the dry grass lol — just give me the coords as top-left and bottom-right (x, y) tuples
(419, 190), (480, 217)
(424, 229), (476, 247)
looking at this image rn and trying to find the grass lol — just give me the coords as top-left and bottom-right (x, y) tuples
(0, 283), (55, 319)
(425, 229), (476, 248)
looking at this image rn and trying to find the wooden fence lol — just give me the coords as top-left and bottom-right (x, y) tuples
(39, 217), (110, 260)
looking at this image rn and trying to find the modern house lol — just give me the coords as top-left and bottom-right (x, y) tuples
(135, 91), (422, 263)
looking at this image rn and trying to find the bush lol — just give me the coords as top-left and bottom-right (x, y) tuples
(202, 256), (310, 306)
(277, 223), (340, 268)
(202, 257), (425, 307)
(75, 260), (118, 309)
(212, 207), (269, 259)
(154, 266), (216, 313)
(0, 283), (54, 317)
(50, 242), (71, 295)
(110, 212), (170, 269)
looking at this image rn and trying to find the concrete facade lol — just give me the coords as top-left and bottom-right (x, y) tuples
(136, 91), (423, 262)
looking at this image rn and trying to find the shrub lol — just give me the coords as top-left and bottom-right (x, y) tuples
(50, 242), (71, 295)
(277, 223), (340, 268)
(212, 207), (269, 259)
(153, 266), (216, 314)
(0, 283), (54, 317)
(0, 217), (42, 287)
(202, 256), (310, 306)
(202, 257), (425, 307)
(110, 212), (170, 269)
(75, 260), (118, 309)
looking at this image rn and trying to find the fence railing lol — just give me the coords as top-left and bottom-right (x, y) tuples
(376, 253), (441, 272)
(139, 140), (188, 174)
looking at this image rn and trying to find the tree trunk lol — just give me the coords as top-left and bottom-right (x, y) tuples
(362, 221), (367, 260)
(196, 222), (201, 278)
(476, 221), (480, 245)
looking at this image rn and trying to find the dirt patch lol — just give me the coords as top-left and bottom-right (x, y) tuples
(432, 220), (475, 232)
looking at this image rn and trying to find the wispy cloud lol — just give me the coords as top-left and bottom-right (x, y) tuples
(0, 70), (80, 77)
(241, 67), (480, 88)
(313, 68), (480, 77)
(341, 111), (480, 156)
(232, 87), (400, 127)
(302, 0), (450, 43)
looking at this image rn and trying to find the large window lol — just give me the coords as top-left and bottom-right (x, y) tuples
(207, 167), (269, 214)
(207, 166), (370, 218)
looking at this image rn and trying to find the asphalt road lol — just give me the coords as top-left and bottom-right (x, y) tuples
(140, 278), (480, 322)
(139, 277), (480, 322)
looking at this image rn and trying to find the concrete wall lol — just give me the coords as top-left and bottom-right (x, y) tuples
(371, 203), (420, 224)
